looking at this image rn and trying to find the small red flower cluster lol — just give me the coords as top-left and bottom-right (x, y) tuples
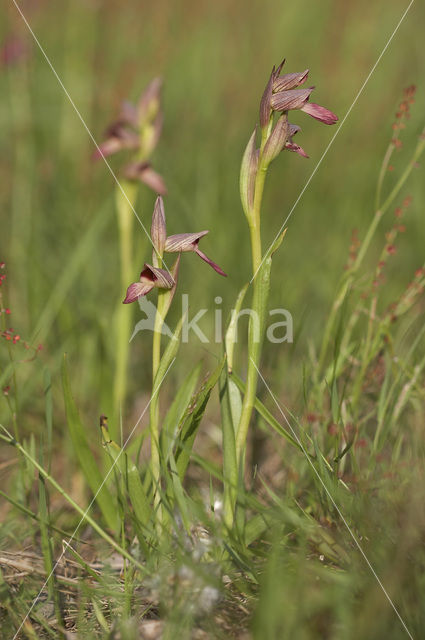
(0, 261), (43, 355)
(344, 228), (360, 270)
(1, 327), (20, 344)
(360, 197), (413, 300)
(388, 85), (417, 164)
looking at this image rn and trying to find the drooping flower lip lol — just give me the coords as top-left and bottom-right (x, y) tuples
(194, 248), (227, 276)
(123, 263), (174, 304)
(165, 231), (227, 276)
(122, 162), (167, 195)
(283, 123), (309, 158)
(300, 102), (338, 125)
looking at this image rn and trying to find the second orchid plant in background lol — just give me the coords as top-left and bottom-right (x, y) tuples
(96, 79), (167, 434)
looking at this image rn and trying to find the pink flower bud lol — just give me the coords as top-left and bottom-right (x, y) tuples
(151, 196), (167, 260)
(137, 77), (163, 126)
(262, 115), (289, 165)
(240, 128), (258, 216)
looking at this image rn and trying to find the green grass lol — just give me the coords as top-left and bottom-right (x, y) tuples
(1, 0), (425, 638)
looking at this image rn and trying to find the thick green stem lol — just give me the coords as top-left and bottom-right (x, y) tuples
(236, 143), (269, 466)
(150, 290), (165, 510)
(113, 182), (138, 435)
(236, 275), (264, 465)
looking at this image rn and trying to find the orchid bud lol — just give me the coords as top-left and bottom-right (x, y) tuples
(259, 71), (274, 130)
(123, 263), (174, 304)
(137, 77), (163, 127)
(262, 114), (289, 166)
(240, 128), (258, 218)
(259, 59), (285, 129)
(284, 123), (308, 158)
(141, 111), (164, 157)
(151, 196), (167, 264)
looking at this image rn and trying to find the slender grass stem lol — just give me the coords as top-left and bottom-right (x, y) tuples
(318, 129), (425, 373)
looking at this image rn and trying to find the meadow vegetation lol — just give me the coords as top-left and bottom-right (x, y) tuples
(1, 1), (425, 638)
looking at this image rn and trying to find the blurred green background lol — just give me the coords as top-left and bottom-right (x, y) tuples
(1, 0), (424, 426)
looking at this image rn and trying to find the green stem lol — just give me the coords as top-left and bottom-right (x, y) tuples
(113, 181), (138, 435)
(236, 132), (270, 466)
(150, 289), (165, 510)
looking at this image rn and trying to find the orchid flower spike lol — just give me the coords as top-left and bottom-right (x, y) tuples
(269, 62), (337, 125)
(94, 78), (166, 195)
(260, 60), (338, 129)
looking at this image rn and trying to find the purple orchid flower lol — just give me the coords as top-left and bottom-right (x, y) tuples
(123, 263), (174, 304)
(123, 197), (227, 304)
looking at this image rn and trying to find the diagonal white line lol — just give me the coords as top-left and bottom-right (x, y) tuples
(251, 358), (414, 640)
(11, 358), (176, 639)
(251, 0), (415, 284)
(11, 0), (171, 275)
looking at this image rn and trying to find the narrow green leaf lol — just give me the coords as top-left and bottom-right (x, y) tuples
(161, 363), (201, 462)
(169, 452), (191, 532)
(219, 366), (238, 528)
(62, 355), (117, 531)
(231, 371), (302, 451)
(240, 128), (257, 220)
(43, 367), (53, 474)
(225, 283), (249, 373)
(100, 421), (151, 527)
(175, 356), (225, 481)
